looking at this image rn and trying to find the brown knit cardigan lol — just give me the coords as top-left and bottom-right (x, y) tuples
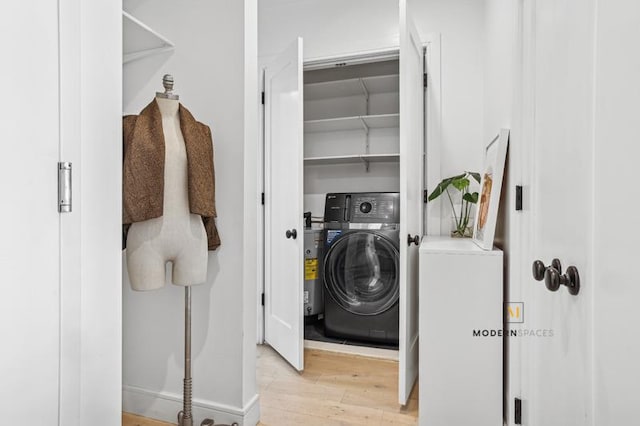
(122, 99), (221, 250)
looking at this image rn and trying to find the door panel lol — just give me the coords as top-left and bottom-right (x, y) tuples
(0, 1), (61, 420)
(398, 0), (424, 405)
(264, 38), (305, 371)
(519, 1), (594, 424)
(58, 0), (82, 422)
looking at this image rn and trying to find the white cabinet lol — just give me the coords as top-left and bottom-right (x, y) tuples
(419, 237), (503, 426)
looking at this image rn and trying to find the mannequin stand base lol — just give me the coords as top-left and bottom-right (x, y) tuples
(177, 410), (193, 426)
(178, 414), (236, 426)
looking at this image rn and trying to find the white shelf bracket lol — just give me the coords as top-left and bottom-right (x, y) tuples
(358, 78), (370, 115)
(359, 156), (370, 173)
(358, 116), (370, 135)
(358, 116), (371, 166)
(122, 10), (175, 64)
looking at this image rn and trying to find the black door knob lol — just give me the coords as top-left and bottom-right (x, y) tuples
(532, 259), (562, 281)
(286, 229), (297, 239)
(407, 234), (420, 246)
(565, 266), (580, 296)
(544, 265), (580, 296)
(544, 267), (562, 291)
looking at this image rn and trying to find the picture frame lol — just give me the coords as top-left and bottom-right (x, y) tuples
(473, 128), (509, 250)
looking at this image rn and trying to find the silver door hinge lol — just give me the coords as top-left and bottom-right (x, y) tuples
(58, 162), (72, 213)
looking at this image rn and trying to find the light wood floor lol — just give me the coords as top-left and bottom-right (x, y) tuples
(123, 345), (418, 426)
(123, 413), (173, 426)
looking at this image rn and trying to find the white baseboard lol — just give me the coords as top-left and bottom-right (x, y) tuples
(123, 385), (260, 426)
(303, 339), (399, 361)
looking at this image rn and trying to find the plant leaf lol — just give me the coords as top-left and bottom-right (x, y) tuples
(452, 178), (470, 192)
(448, 172), (466, 181)
(469, 172), (481, 183)
(463, 192), (479, 204)
(428, 177), (453, 201)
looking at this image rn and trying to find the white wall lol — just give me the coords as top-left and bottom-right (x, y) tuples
(122, 1), (258, 424)
(242, 0), (260, 410)
(259, 0), (486, 188)
(592, 1), (640, 423)
(482, 1), (518, 144)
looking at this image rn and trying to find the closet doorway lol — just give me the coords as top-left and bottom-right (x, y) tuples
(258, 0), (441, 407)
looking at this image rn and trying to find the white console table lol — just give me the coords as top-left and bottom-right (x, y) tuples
(419, 237), (503, 426)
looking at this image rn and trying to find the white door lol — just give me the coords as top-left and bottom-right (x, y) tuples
(398, 0), (424, 405)
(1, 1), (121, 422)
(516, 0), (594, 424)
(263, 38), (305, 371)
(0, 1), (62, 421)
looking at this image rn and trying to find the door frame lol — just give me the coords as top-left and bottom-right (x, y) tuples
(504, 1), (533, 424)
(58, 0), (123, 422)
(423, 34), (443, 237)
(257, 37), (442, 345)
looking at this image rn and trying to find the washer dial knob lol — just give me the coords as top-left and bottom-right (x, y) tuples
(360, 201), (372, 213)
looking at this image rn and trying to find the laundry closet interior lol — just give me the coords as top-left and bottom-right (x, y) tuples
(302, 55), (403, 350)
(260, 0), (432, 403)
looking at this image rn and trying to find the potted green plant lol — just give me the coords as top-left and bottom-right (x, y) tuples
(428, 171), (480, 237)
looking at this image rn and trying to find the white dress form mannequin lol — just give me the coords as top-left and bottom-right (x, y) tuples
(126, 96), (208, 291)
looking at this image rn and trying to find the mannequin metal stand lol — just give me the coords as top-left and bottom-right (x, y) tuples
(176, 287), (237, 426)
(177, 286), (196, 426)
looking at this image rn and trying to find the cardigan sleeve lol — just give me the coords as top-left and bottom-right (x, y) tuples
(201, 123), (220, 250)
(122, 115), (138, 250)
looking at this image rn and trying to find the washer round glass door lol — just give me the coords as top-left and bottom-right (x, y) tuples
(323, 231), (399, 316)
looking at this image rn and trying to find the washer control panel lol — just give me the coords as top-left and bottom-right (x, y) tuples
(352, 193), (399, 223)
(324, 192), (400, 223)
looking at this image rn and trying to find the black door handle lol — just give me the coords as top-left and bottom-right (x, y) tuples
(533, 259), (580, 296)
(286, 229), (297, 239)
(545, 265), (580, 296)
(532, 259), (562, 281)
(407, 234), (420, 246)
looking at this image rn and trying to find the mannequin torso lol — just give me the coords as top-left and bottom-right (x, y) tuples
(126, 97), (208, 290)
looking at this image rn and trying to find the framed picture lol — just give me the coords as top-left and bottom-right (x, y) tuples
(473, 128), (509, 250)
